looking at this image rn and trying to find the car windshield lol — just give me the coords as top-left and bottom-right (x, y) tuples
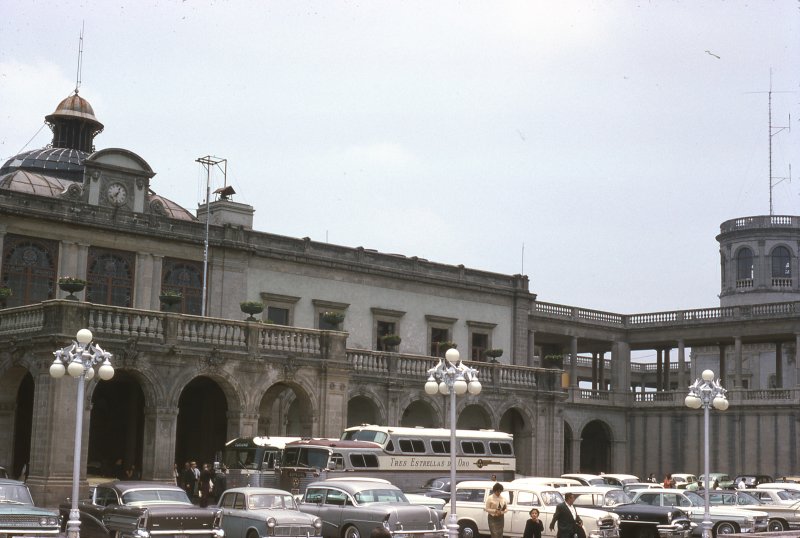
(605, 490), (629, 506)
(540, 491), (565, 506)
(738, 492), (761, 504)
(248, 493), (297, 510)
(0, 484), (34, 505)
(780, 490), (800, 501)
(121, 488), (192, 504)
(353, 488), (408, 504)
(423, 479), (447, 490)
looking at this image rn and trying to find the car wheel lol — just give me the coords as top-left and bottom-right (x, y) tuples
(713, 521), (738, 535)
(459, 521), (479, 538)
(343, 525), (361, 538)
(768, 519), (787, 532)
(247, 530), (260, 538)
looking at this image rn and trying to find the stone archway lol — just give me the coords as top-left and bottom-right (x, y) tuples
(580, 419), (612, 474)
(347, 395), (381, 426)
(457, 403), (490, 430)
(563, 421), (574, 473)
(258, 382), (314, 437)
(401, 400), (438, 427)
(89, 370), (145, 478)
(2, 368), (33, 481)
(499, 407), (530, 475)
(175, 376), (228, 466)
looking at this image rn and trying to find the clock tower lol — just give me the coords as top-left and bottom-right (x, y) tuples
(83, 148), (154, 212)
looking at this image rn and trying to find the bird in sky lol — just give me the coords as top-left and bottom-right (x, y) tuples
(705, 50), (721, 59)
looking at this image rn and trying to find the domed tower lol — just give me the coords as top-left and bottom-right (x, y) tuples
(0, 91), (103, 182)
(45, 91), (104, 153)
(717, 215), (800, 307)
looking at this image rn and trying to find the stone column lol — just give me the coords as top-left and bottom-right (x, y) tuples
(796, 334), (800, 387)
(598, 351), (606, 391)
(528, 330), (536, 367)
(570, 336), (578, 388)
(734, 336), (742, 388)
(677, 340), (686, 390)
(591, 352), (598, 390)
(227, 411), (260, 440)
(664, 347), (671, 390)
(141, 407), (179, 482)
(611, 340), (631, 393)
(775, 342), (783, 388)
(0, 224), (7, 280)
(655, 349), (663, 391)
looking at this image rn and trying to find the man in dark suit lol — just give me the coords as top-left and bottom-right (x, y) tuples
(549, 493), (584, 538)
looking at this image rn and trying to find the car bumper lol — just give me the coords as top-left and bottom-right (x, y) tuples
(587, 529), (619, 538)
(656, 524), (692, 538)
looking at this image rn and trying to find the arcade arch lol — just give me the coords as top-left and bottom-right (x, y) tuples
(456, 403), (490, 429)
(175, 376), (228, 466)
(258, 382), (314, 437)
(0, 367), (33, 481)
(580, 419), (613, 474)
(401, 400), (437, 427)
(499, 407), (530, 474)
(347, 395), (382, 426)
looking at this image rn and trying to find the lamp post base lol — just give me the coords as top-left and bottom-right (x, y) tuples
(447, 518), (460, 538)
(66, 510), (81, 538)
(701, 519), (713, 538)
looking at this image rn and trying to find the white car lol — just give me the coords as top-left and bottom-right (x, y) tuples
(560, 486), (631, 508)
(750, 488), (800, 505)
(630, 488), (768, 535)
(561, 474), (607, 487)
(671, 474), (699, 490)
(706, 490), (800, 532)
(602, 474), (641, 487)
(446, 480), (619, 538)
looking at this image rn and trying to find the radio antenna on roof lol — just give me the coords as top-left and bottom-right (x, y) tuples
(75, 23), (84, 94)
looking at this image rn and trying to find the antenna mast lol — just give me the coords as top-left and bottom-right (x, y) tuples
(766, 72), (791, 215)
(196, 155), (228, 317)
(75, 23), (84, 94)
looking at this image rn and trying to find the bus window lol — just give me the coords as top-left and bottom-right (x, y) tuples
(489, 442), (513, 455)
(283, 447), (330, 469)
(460, 441), (486, 454)
(398, 439), (426, 453)
(431, 440), (450, 453)
(342, 430), (389, 445)
(350, 453), (379, 468)
(330, 453), (345, 470)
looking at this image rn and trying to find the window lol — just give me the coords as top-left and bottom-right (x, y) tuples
(330, 453), (345, 470)
(515, 490), (539, 506)
(467, 320), (497, 362)
(372, 308), (405, 351)
(489, 442), (513, 455)
(1, 234), (58, 306)
(771, 246), (791, 277)
(427, 315), (457, 356)
(324, 489), (347, 506)
(398, 439), (426, 453)
(431, 440), (450, 453)
(349, 453), (379, 467)
(304, 488), (326, 504)
(162, 258), (203, 315)
(87, 248), (135, 307)
(460, 441), (486, 454)
(313, 299), (349, 330)
(261, 293), (300, 326)
(736, 248), (754, 281)
(376, 320), (396, 350)
(233, 492), (245, 509)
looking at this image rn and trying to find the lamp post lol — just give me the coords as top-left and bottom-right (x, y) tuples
(425, 348), (481, 538)
(49, 329), (114, 538)
(684, 369), (728, 538)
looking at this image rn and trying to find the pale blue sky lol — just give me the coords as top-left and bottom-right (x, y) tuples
(1, 1), (798, 314)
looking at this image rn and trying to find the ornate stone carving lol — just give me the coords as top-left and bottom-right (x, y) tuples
(284, 355), (295, 381)
(205, 347), (224, 368)
(62, 183), (83, 200)
(150, 199), (166, 215)
(117, 336), (140, 367)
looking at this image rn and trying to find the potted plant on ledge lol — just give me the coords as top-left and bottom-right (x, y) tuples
(321, 311), (345, 328)
(159, 289), (183, 312)
(240, 300), (264, 321)
(58, 276), (87, 301)
(0, 286), (11, 308)
(380, 334), (402, 351)
(485, 348), (504, 363)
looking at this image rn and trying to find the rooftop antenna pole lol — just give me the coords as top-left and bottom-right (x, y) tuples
(768, 73), (791, 216)
(196, 155), (227, 317)
(75, 23), (84, 94)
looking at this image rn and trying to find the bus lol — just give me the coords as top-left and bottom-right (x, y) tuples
(278, 425), (515, 494)
(220, 436), (302, 488)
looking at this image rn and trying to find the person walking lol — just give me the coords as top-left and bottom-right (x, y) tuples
(549, 492), (583, 538)
(485, 482), (507, 538)
(199, 463), (214, 507)
(522, 508), (544, 538)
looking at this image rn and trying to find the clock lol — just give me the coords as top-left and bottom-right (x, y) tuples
(107, 183), (128, 206)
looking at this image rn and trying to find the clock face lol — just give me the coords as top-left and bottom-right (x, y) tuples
(107, 183), (128, 206)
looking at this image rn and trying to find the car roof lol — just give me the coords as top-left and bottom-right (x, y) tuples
(457, 480), (557, 492)
(560, 486), (624, 494)
(223, 487), (293, 495)
(306, 480), (401, 493)
(602, 474), (640, 480)
(513, 477), (581, 486)
(95, 480), (186, 492)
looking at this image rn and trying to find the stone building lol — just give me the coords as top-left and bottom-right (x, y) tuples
(0, 91), (797, 506)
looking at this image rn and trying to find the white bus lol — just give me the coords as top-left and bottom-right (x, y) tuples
(220, 436), (303, 489)
(278, 425), (515, 494)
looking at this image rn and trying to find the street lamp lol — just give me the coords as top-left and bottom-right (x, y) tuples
(424, 348), (481, 538)
(50, 329), (114, 538)
(685, 369), (728, 538)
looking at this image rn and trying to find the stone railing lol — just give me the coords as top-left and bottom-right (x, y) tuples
(534, 300), (800, 328)
(632, 388), (800, 407)
(719, 215), (800, 233)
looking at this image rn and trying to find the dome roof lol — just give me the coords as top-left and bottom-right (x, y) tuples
(45, 92), (103, 130)
(0, 147), (88, 182)
(0, 169), (72, 197)
(149, 193), (197, 221)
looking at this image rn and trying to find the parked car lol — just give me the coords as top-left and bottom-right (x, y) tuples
(775, 476), (800, 484)
(58, 480), (224, 538)
(405, 494), (447, 510)
(670, 475), (698, 490)
(562, 474), (608, 487)
(749, 488), (800, 505)
(623, 483), (664, 495)
(629, 488), (768, 535)
(513, 477), (582, 488)
(608, 503), (693, 538)
(218, 486), (322, 538)
(603, 475), (642, 487)
(298, 479), (446, 538)
(732, 475), (774, 489)
(0, 478), (60, 537)
(706, 490), (800, 532)
(446, 480), (619, 538)
(687, 474), (734, 491)
(757, 483), (800, 493)
(561, 486), (631, 508)
(414, 476), (487, 500)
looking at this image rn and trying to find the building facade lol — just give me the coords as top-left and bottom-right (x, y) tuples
(0, 91), (798, 507)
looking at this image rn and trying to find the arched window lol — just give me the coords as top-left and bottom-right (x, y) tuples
(736, 248), (753, 281)
(162, 258), (203, 315)
(1, 234), (58, 306)
(771, 246), (791, 278)
(87, 248), (134, 307)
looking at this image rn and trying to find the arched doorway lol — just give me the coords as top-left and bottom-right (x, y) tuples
(580, 420), (612, 473)
(12, 371), (33, 481)
(456, 403), (490, 429)
(89, 370), (145, 478)
(175, 376), (228, 466)
(258, 382), (314, 437)
(563, 422), (573, 473)
(347, 395), (381, 426)
(499, 407), (529, 474)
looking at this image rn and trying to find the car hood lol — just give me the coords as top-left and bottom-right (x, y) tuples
(686, 506), (768, 518)
(0, 505), (58, 516)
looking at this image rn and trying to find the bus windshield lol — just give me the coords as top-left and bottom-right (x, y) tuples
(223, 446), (272, 470)
(282, 446), (330, 468)
(341, 430), (388, 445)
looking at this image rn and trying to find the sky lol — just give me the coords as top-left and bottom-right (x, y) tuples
(1, 0), (799, 315)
